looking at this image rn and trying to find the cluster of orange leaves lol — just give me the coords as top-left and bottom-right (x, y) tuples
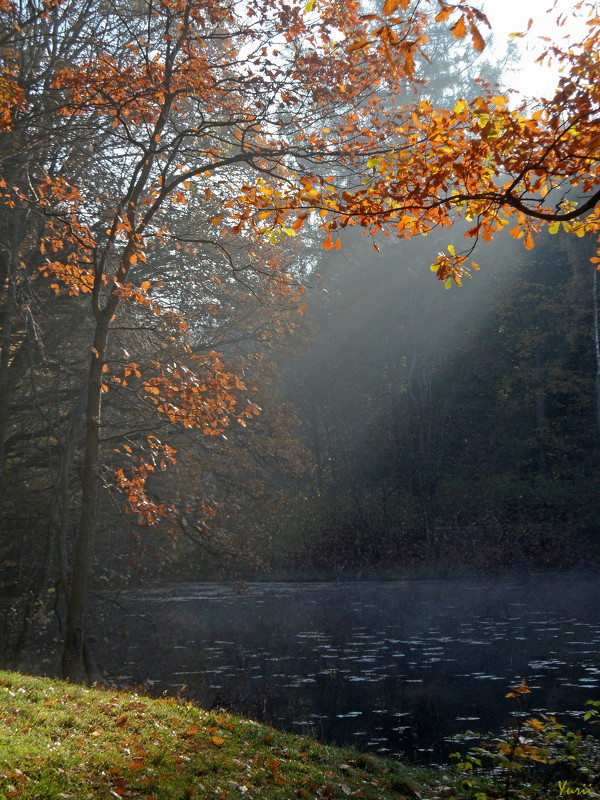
(114, 436), (178, 526)
(138, 353), (260, 433)
(225, 1), (600, 285)
(343, 0), (488, 81)
(107, 352), (259, 522)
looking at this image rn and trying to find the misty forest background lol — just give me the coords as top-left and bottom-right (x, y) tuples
(1, 12), (600, 667)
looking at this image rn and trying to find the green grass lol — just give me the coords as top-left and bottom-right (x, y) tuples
(0, 670), (446, 800)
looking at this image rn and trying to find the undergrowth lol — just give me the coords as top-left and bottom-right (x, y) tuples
(450, 682), (600, 799)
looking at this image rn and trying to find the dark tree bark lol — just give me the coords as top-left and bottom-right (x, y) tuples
(593, 264), (600, 438)
(61, 312), (110, 681)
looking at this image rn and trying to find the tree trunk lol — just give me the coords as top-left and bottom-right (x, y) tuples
(61, 313), (110, 682)
(593, 264), (600, 438)
(52, 382), (88, 589)
(0, 250), (16, 507)
(534, 350), (548, 478)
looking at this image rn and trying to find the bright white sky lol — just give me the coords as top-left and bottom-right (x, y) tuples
(480, 0), (593, 98)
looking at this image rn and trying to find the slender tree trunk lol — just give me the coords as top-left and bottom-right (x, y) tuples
(61, 313), (110, 682)
(0, 251), (16, 507)
(593, 264), (600, 437)
(52, 383), (88, 589)
(534, 350), (549, 478)
(305, 393), (324, 497)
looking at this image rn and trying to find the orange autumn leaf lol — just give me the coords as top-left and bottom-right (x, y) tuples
(451, 15), (467, 39)
(470, 22), (485, 52)
(435, 5), (452, 23)
(382, 0), (410, 15)
(183, 724), (199, 736)
(347, 39), (370, 53)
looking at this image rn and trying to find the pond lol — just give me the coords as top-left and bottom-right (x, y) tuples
(99, 573), (600, 764)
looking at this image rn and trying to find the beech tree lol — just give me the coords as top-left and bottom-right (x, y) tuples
(245, 1), (599, 281)
(1, 0), (598, 679)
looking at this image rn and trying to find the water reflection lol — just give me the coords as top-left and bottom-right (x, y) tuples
(100, 574), (600, 763)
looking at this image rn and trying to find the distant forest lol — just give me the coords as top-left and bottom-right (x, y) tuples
(3, 223), (599, 606)
(271, 227), (600, 576)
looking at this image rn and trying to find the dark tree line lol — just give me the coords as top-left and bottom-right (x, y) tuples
(267, 228), (600, 574)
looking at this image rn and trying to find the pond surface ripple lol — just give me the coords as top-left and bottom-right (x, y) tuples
(101, 573), (600, 763)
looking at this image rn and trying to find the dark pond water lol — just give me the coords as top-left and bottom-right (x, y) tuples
(99, 573), (600, 764)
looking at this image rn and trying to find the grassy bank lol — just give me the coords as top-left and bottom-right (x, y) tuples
(0, 670), (444, 800)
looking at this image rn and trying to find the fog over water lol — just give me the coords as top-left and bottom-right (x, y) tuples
(99, 573), (600, 764)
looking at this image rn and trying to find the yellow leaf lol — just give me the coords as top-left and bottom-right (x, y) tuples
(141, 280), (151, 290)
(211, 735), (225, 745)
(525, 718), (545, 732)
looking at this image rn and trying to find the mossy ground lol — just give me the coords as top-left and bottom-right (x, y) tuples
(0, 670), (448, 800)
